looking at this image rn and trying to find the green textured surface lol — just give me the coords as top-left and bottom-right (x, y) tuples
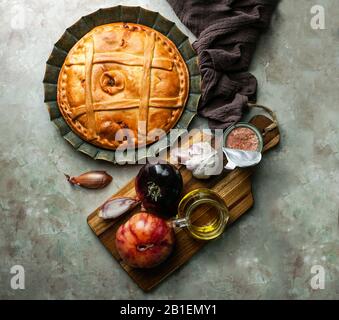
(138, 7), (158, 27)
(45, 101), (61, 120)
(67, 17), (92, 39)
(43, 64), (60, 84)
(43, 83), (57, 101)
(186, 94), (200, 113)
(55, 30), (78, 52)
(53, 117), (71, 136)
(46, 46), (67, 67)
(186, 57), (200, 76)
(77, 143), (99, 158)
(121, 5), (140, 23)
(167, 25), (188, 46)
(178, 39), (196, 60)
(0, 0), (339, 300)
(189, 75), (201, 94)
(153, 13), (174, 35)
(94, 150), (115, 162)
(175, 110), (196, 129)
(63, 131), (83, 149)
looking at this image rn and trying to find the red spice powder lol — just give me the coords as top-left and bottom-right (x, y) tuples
(226, 127), (259, 151)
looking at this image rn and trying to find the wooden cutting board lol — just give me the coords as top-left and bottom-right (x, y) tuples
(87, 115), (280, 291)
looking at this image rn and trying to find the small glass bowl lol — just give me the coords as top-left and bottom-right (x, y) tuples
(172, 188), (229, 241)
(223, 122), (263, 153)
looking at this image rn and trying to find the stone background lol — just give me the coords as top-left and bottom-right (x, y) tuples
(0, 0), (338, 299)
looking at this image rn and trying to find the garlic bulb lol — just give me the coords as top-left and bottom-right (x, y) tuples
(171, 142), (222, 179)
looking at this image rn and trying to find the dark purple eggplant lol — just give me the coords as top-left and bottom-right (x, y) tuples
(135, 163), (183, 217)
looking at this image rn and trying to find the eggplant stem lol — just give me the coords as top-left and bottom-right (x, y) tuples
(147, 181), (161, 202)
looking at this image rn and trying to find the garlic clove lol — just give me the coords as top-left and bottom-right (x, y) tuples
(171, 142), (221, 179)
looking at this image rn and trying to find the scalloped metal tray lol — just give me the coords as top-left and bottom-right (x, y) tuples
(43, 6), (201, 164)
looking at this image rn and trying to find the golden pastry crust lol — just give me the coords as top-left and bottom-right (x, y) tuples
(57, 22), (189, 150)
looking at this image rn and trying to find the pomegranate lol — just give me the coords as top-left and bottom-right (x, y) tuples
(115, 212), (175, 268)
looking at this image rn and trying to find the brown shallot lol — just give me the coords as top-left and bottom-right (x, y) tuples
(65, 171), (112, 189)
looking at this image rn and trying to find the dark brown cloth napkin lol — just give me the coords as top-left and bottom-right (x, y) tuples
(167, 0), (278, 129)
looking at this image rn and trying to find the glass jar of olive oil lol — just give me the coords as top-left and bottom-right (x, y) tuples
(172, 188), (229, 240)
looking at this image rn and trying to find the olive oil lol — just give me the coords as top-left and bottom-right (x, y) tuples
(175, 189), (229, 240)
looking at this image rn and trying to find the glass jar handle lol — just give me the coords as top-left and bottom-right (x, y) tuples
(169, 217), (188, 229)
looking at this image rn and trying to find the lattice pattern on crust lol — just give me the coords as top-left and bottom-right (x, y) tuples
(57, 23), (189, 150)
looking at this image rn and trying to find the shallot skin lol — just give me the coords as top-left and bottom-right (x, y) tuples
(98, 197), (140, 219)
(65, 171), (112, 189)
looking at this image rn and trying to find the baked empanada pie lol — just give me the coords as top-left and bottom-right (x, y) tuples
(57, 22), (189, 150)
